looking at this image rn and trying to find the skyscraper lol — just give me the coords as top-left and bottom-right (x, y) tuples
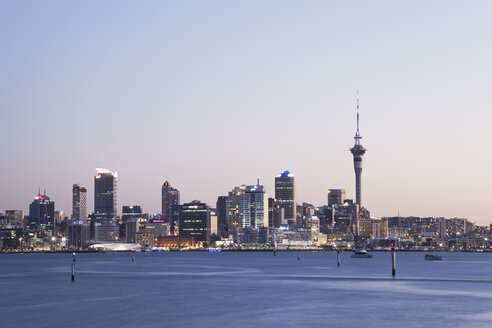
(239, 179), (269, 228)
(179, 201), (210, 244)
(94, 168), (117, 223)
(275, 170), (296, 226)
(28, 192), (55, 237)
(72, 184), (87, 222)
(350, 95), (367, 206)
(216, 196), (229, 235)
(162, 181), (180, 222)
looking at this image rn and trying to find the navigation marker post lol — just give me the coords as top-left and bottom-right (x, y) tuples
(391, 246), (396, 276)
(71, 252), (76, 281)
(132, 249), (135, 262)
(337, 248), (340, 267)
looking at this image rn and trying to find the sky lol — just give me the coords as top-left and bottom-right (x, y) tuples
(1, 1), (492, 224)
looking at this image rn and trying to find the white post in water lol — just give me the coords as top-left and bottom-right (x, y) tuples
(71, 252), (76, 281)
(337, 248), (340, 267)
(132, 249), (135, 262)
(391, 246), (396, 276)
(298, 248), (300, 261)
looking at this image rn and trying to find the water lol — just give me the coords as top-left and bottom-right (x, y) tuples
(2, 251), (492, 328)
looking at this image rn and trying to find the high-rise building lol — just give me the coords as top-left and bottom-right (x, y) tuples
(216, 196), (229, 235)
(122, 205), (142, 222)
(228, 185), (246, 230)
(350, 96), (366, 206)
(239, 179), (269, 228)
(328, 189), (346, 208)
(72, 184), (87, 222)
(28, 192), (55, 237)
(94, 168), (117, 223)
(68, 222), (90, 249)
(268, 198), (278, 228)
(161, 181), (180, 222)
(179, 201), (210, 244)
(275, 170), (296, 226)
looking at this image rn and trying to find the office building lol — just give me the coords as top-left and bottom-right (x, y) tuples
(216, 196), (228, 235)
(94, 168), (117, 223)
(68, 222), (90, 249)
(122, 205), (142, 222)
(275, 170), (296, 226)
(179, 201), (210, 245)
(328, 189), (346, 208)
(162, 181), (180, 221)
(239, 179), (269, 228)
(5, 210), (24, 226)
(72, 184), (87, 222)
(28, 192), (55, 237)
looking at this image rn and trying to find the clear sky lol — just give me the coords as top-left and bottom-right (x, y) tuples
(1, 1), (491, 224)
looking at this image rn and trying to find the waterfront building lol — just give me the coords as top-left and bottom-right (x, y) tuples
(275, 170), (296, 226)
(71, 184), (87, 222)
(93, 223), (119, 242)
(28, 192), (55, 237)
(94, 168), (117, 223)
(125, 219), (139, 243)
(179, 201), (210, 245)
(239, 179), (269, 228)
(350, 96), (367, 206)
(161, 181), (180, 222)
(327, 189), (346, 208)
(68, 222), (90, 249)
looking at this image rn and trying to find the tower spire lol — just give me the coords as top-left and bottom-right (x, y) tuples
(350, 91), (366, 206)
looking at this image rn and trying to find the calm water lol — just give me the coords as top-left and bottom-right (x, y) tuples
(2, 251), (492, 328)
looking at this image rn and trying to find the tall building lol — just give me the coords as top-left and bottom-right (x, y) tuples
(161, 181), (180, 222)
(94, 168), (117, 223)
(179, 201), (210, 244)
(228, 185), (246, 231)
(122, 205), (142, 222)
(28, 192), (55, 237)
(328, 189), (346, 208)
(239, 179), (269, 228)
(275, 170), (296, 226)
(216, 196), (229, 235)
(350, 96), (367, 206)
(72, 184), (87, 222)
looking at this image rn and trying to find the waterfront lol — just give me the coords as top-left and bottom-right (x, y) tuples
(2, 251), (492, 328)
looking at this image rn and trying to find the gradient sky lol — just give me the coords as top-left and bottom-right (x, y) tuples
(1, 1), (492, 224)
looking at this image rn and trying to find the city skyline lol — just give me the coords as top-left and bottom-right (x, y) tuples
(1, 1), (492, 224)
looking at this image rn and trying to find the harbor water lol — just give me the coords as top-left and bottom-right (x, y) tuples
(2, 251), (492, 328)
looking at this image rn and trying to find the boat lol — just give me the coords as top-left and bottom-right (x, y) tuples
(351, 249), (373, 258)
(425, 254), (442, 261)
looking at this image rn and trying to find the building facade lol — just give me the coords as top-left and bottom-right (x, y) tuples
(94, 168), (117, 223)
(161, 181), (180, 222)
(179, 201), (210, 245)
(28, 193), (55, 237)
(275, 170), (296, 226)
(72, 184), (87, 222)
(239, 180), (269, 228)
